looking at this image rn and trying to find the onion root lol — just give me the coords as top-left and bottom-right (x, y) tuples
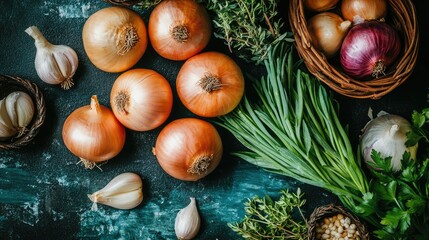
(198, 74), (223, 93)
(117, 24), (139, 55)
(77, 158), (106, 171)
(172, 25), (189, 43)
(115, 90), (130, 114)
(372, 60), (386, 78)
(188, 155), (212, 175)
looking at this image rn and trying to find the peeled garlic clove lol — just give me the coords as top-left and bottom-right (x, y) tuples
(87, 172), (143, 210)
(0, 99), (17, 140)
(25, 26), (78, 90)
(5, 91), (34, 136)
(175, 197), (201, 240)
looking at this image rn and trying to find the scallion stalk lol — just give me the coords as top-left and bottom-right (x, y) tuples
(217, 43), (378, 226)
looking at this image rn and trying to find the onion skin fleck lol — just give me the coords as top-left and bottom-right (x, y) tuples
(340, 21), (400, 79)
(153, 118), (223, 181)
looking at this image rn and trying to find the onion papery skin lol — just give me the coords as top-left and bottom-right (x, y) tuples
(176, 52), (244, 117)
(148, 0), (212, 61)
(340, 21), (400, 79)
(341, 0), (387, 23)
(304, 0), (339, 12)
(153, 118), (223, 181)
(82, 7), (148, 73)
(62, 96), (126, 165)
(110, 69), (173, 131)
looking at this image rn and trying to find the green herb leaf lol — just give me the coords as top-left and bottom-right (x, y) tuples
(354, 192), (376, 216)
(412, 111), (426, 128)
(204, 0), (294, 64)
(381, 208), (404, 228)
(368, 150), (393, 173)
(229, 189), (308, 239)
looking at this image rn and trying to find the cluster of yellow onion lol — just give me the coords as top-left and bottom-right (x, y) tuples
(62, 0), (245, 181)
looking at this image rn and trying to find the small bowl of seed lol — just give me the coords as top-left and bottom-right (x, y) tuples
(308, 204), (369, 240)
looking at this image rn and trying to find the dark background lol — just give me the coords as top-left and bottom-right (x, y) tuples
(0, 0), (427, 239)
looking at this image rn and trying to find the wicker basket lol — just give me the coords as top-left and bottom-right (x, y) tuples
(308, 204), (369, 240)
(289, 0), (419, 99)
(0, 75), (46, 150)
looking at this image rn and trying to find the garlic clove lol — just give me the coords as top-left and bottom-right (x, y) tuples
(5, 92), (34, 133)
(88, 188), (143, 210)
(25, 25), (78, 90)
(97, 172), (142, 195)
(175, 197), (201, 240)
(87, 172), (143, 210)
(0, 100), (17, 140)
(0, 99), (15, 130)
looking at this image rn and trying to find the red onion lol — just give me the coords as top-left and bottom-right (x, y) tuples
(340, 21), (401, 79)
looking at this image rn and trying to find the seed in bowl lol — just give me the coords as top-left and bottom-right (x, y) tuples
(315, 213), (361, 240)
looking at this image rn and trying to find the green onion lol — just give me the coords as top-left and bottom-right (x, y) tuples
(217, 43), (376, 224)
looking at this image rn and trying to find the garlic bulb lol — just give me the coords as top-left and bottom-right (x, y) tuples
(175, 197), (201, 240)
(25, 26), (78, 90)
(360, 113), (418, 171)
(0, 91), (35, 140)
(5, 91), (35, 136)
(87, 172), (143, 210)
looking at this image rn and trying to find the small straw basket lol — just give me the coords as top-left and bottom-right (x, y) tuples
(289, 0), (419, 99)
(0, 75), (46, 150)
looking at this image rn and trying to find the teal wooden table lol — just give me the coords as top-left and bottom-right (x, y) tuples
(0, 0), (427, 239)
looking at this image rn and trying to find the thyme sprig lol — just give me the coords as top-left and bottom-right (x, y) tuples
(135, 0), (161, 8)
(204, 0), (294, 64)
(228, 188), (308, 240)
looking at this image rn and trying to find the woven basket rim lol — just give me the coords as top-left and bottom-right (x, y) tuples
(307, 203), (369, 240)
(0, 75), (46, 150)
(289, 0), (419, 99)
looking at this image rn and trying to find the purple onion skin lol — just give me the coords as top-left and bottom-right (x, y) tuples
(340, 21), (401, 79)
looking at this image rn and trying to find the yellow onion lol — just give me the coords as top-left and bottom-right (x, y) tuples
(148, 0), (212, 61)
(82, 7), (147, 73)
(341, 0), (387, 23)
(62, 95), (126, 169)
(176, 51), (244, 117)
(153, 118), (223, 181)
(307, 12), (351, 58)
(110, 69), (173, 131)
(303, 0), (339, 12)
